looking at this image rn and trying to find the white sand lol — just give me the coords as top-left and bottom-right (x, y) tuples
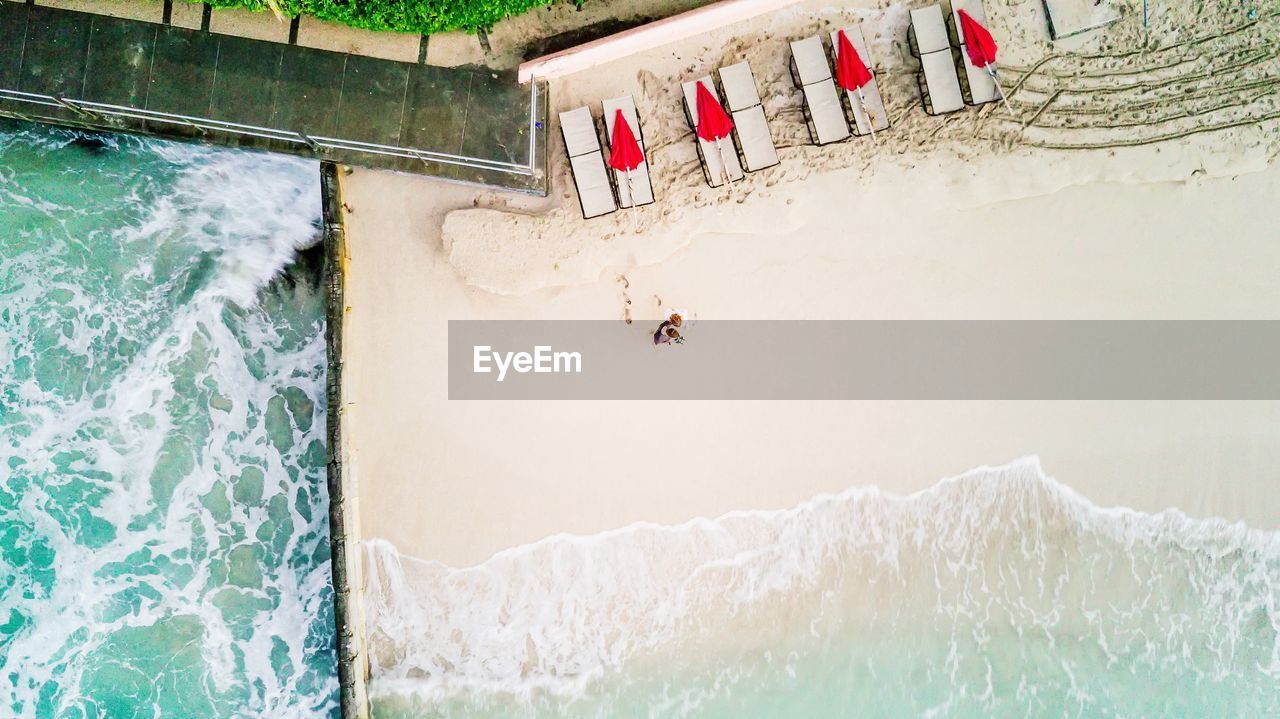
(340, 159), (1280, 568)
(339, 1), (1280, 569)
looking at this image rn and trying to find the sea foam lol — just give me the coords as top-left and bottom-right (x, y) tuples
(364, 458), (1280, 718)
(0, 124), (336, 718)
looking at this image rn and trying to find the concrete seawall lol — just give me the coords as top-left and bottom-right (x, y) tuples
(321, 163), (370, 719)
(0, 2), (547, 193)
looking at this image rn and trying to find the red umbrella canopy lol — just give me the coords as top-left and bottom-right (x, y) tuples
(834, 30), (874, 91)
(608, 110), (645, 172)
(957, 9), (998, 68)
(694, 82), (734, 142)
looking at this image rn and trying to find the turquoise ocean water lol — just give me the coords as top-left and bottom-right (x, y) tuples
(0, 123), (337, 717)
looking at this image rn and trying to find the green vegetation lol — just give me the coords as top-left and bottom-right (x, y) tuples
(195, 0), (586, 35)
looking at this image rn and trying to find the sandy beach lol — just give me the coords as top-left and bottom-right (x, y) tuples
(341, 1), (1279, 566)
(340, 160), (1280, 568)
(337, 0), (1280, 569)
(327, 0), (1280, 714)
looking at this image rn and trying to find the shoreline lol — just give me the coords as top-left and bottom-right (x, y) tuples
(359, 457), (1280, 714)
(368, 454), (1280, 573)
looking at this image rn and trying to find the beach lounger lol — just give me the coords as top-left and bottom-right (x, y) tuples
(907, 5), (964, 116)
(559, 107), (617, 219)
(951, 0), (1000, 106)
(601, 95), (655, 208)
(681, 76), (745, 188)
(717, 61), (779, 172)
(788, 36), (851, 145)
(828, 25), (890, 136)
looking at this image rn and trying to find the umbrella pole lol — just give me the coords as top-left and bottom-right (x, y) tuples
(625, 169), (639, 233)
(714, 138), (735, 199)
(856, 88), (877, 144)
(987, 66), (1017, 117)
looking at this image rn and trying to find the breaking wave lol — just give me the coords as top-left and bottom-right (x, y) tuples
(0, 123), (337, 718)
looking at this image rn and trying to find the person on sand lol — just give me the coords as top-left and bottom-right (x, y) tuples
(653, 322), (683, 346)
(653, 307), (689, 346)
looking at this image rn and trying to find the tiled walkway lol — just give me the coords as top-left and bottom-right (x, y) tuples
(0, 3), (546, 192)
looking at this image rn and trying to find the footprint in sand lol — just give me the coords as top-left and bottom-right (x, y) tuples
(617, 274), (633, 324)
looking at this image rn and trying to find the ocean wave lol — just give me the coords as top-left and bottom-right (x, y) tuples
(0, 124), (336, 718)
(363, 458), (1280, 717)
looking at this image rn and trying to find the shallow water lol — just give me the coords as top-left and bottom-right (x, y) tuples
(366, 460), (1280, 719)
(0, 123), (337, 717)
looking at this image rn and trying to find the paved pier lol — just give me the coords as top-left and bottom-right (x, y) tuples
(0, 2), (546, 192)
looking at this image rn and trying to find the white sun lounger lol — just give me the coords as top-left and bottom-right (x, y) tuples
(908, 5), (964, 116)
(601, 95), (655, 208)
(828, 25), (890, 137)
(559, 107), (616, 219)
(681, 76), (745, 188)
(952, 0), (1000, 106)
(717, 61), (779, 172)
(788, 36), (851, 145)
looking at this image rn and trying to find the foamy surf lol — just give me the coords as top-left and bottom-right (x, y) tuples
(364, 458), (1280, 718)
(0, 123), (336, 718)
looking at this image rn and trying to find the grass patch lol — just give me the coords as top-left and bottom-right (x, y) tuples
(196, 0), (586, 35)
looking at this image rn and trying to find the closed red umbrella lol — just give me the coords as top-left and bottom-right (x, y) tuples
(694, 81), (734, 141)
(957, 9), (1015, 116)
(608, 110), (644, 172)
(693, 81), (736, 187)
(608, 110), (644, 208)
(834, 30), (878, 141)
(957, 9), (998, 68)
(834, 30), (873, 91)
